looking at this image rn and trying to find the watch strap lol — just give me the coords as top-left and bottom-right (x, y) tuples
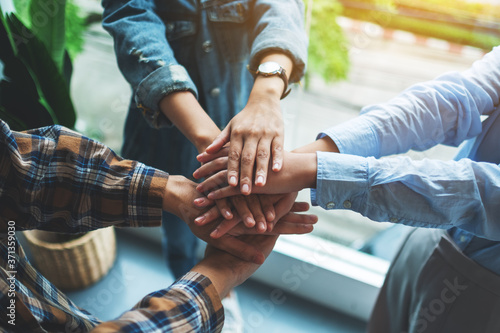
(248, 63), (291, 100)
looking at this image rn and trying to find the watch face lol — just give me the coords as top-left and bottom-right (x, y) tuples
(258, 61), (281, 74)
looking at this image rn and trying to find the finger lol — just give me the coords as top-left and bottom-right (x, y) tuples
(196, 147), (230, 164)
(227, 138), (243, 187)
(210, 217), (241, 239)
(215, 198), (233, 220)
(259, 195), (276, 222)
(239, 139), (258, 195)
(193, 196), (215, 208)
(279, 212), (318, 224)
(268, 221), (314, 235)
(193, 156), (228, 179)
(194, 206), (222, 226)
(246, 195), (267, 233)
(291, 201), (310, 213)
(196, 170), (228, 193)
(205, 126), (230, 154)
(271, 136), (284, 172)
(230, 196), (255, 228)
(216, 236), (265, 264)
(254, 138), (272, 187)
(207, 185), (242, 200)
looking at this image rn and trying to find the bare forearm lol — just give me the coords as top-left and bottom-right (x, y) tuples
(293, 137), (340, 154)
(159, 91), (221, 153)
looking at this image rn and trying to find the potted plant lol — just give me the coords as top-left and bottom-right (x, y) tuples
(0, 0), (116, 290)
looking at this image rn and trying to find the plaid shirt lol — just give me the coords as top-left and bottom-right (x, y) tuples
(0, 120), (223, 332)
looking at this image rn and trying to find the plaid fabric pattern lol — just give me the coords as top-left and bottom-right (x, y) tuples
(0, 120), (224, 332)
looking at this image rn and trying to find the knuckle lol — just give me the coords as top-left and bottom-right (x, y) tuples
(273, 144), (283, 153)
(241, 154), (254, 165)
(257, 149), (269, 160)
(228, 150), (241, 161)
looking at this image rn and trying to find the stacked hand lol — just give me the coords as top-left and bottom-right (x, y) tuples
(163, 175), (317, 265)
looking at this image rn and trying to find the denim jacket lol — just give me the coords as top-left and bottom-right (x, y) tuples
(102, 0), (308, 129)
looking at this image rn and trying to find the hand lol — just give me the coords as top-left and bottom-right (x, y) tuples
(204, 91), (284, 195)
(162, 175), (266, 264)
(195, 192), (317, 238)
(195, 151), (318, 200)
(193, 234), (278, 299)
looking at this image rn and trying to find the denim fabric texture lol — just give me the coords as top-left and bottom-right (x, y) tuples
(102, 0), (308, 277)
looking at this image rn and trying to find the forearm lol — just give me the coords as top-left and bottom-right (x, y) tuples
(0, 122), (167, 233)
(91, 272), (224, 333)
(159, 92), (221, 153)
(292, 136), (340, 154)
(314, 152), (500, 240)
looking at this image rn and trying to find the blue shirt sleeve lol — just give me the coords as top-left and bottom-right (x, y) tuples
(313, 152), (500, 241)
(313, 47), (500, 241)
(319, 46), (500, 158)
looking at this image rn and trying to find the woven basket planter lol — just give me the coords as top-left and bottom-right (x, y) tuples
(23, 227), (116, 291)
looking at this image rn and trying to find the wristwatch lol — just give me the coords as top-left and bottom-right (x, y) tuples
(249, 61), (291, 99)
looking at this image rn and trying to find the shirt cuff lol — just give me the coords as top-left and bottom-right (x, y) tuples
(318, 116), (381, 158)
(127, 163), (169, 228)
(311, 152), (369, 213)
(171, 271), (225, 332)
(134, 64), (198, 129)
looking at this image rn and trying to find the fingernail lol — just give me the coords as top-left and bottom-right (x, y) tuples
(224, 210), (232, 219)
(242, 184), (250, 194)
(210, 229), (219, 238)
(273, 163), (280, 171)
(194, 198), (205, 205)
(195, 215), (205, 224)
(256, 175), (264, 185)
(245, 216), (255, 226)
(207, 192), (215, 199)
(259, 222), (266, 232)
(229, 176), (237, 185)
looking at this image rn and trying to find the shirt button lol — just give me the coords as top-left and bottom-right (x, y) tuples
(460, 235), (467, 243)
(343, 200), (352, 209)
(210, 87), (220, 97)
(326, 202), (336, 209)
(389, 217), (399, 223)
(202, 40), (213, 53)
(166, 22), (174, 32)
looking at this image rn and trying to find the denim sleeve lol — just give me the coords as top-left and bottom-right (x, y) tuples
(249, 0), (308, 83)
(313, 151), (500, 241)
(318, 46), (500, 158)
(101, 0), (197, 128)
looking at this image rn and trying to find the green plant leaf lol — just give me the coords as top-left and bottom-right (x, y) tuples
(29, 0), (66, 72)
(0, 8), (55, 130)
(5, 13), (76, 128)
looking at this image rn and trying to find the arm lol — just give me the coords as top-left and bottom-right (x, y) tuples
(0, 121), (168, 233)
(319, 47), (500, 159)
(204, 0), (308, 194)
(91, 235), (278, 333)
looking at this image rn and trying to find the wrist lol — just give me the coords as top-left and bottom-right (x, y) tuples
(192, 260), (237, 299)
(194, 129), (221, 153)
(162, 175), (189, 218)
(288, 152), (317, 189)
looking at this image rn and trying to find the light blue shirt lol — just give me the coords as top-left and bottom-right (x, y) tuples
(312, 46), (500, 274)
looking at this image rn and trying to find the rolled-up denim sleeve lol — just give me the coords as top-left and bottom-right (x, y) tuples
(249, 0), (308, 83)
(102, 0), (197, 128)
